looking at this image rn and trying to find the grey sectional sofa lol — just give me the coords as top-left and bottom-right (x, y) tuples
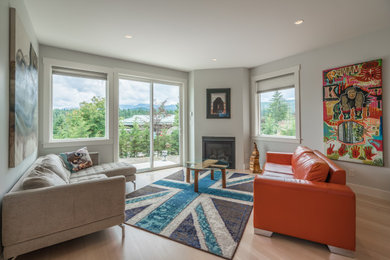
(2, 153), (136, 259)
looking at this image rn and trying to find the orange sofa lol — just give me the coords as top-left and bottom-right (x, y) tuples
(253, 146), (355, 257)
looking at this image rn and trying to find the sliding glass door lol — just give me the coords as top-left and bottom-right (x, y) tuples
(153, 82), (181, 166)
(119, 77), (182, 171)
(118, 78), (151, 171)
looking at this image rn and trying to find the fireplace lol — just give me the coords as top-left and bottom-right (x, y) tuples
(202, 136), (235, 169)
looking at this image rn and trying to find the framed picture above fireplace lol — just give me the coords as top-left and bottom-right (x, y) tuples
(207, 88), (231, 119)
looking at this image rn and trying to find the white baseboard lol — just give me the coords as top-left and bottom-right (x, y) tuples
(348, 183), (390, 201)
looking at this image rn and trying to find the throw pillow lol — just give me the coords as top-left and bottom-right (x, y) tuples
(41, 154), (71, 183)
(293, 153), (330, 182)
(291, 146), (314, 170)
(60, 147), (93, 173)
(22, 166), (67, 190)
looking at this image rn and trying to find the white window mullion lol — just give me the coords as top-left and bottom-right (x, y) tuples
(150, 82), (154, 169)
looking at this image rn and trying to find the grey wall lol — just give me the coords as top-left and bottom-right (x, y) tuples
(251, 27), (390, 192)
(38, 45), (188, 163)
(0, 0), (39, 247)
(0, 0), (39, 204)
(190, 68), (251, 169)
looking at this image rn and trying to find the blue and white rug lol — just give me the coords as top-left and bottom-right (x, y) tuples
(125, 170), (254, 259)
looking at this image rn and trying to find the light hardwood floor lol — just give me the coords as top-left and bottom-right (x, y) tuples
(16, 168), (390, 260)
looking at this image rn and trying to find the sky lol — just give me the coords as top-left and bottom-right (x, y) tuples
(260, 88), (295, 102)
(52, 75), (180, 109)
(119, 79), (180, 106)
(52, 74), (106, 109)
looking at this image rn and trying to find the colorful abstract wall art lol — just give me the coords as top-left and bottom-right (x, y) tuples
(9, 8), (39, 167)
(323, 59), (383, 166)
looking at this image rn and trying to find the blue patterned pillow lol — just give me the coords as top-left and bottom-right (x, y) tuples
(60, 147), (93, 173)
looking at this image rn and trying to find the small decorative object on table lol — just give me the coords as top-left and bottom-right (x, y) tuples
(250, 143), (262, 173)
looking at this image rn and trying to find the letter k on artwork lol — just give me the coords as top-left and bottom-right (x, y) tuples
(324, 85), (338, 99)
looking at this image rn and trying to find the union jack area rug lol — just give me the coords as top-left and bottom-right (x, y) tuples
(125, 170), (254, 259)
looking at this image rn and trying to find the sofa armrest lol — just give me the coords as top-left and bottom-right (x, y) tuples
(2, 176), (125, 247)
(266, 152), (293, 165)
(253, 176), (355, 250)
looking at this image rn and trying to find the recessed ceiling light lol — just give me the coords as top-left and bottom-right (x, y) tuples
(124, 35), (133, 39)
(211, 58), (217, 62)
(294, 19), (304, 25)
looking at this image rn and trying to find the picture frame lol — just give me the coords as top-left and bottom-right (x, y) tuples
(322, 59), (383, 166)
(206, 88), (231, 119)
(9, 8), (39, 167)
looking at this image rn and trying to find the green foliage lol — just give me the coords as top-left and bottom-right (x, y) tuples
(119, 101), (180, 159)
(119, 108), (149, 118)
(53, 96), (106, 139)
(260, 90), (295, 136)
(154, 129), (171, 153)
(268, 91), (288, 122)
(281, 119), (296, 136)
(168, 103), (180, 154)
(53, 96), (181, 160)
(119, 119), (150, 158)
(261, 115), (278, 135)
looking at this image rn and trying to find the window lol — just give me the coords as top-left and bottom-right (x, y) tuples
(252, 65), (300, 142)
(44, 62), (110, 145)
(259, 88), (295, 136)
(118, 77), (182, 171)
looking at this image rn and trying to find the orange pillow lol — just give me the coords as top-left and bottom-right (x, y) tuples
(291, 146), (314, 169)
(293, 153), (329, 182)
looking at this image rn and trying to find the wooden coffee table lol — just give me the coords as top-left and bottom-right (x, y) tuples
(185, 160), (228, 192)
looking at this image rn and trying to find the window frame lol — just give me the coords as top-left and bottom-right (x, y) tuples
(251, 65), (301, 143)
(115, 73), (186, 170)
(43, 58), (114, 148)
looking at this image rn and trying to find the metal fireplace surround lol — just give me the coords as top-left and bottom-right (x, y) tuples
(202, 136), (235, 169)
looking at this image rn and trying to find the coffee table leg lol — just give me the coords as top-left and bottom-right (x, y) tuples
(194, 170), (199, 192)
(210, 169), (214, 180)
(221, 169), (226, 188)
(186, 168), (190, 183)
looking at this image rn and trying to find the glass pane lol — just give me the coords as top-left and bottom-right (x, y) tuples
(153, 83), (180, 167)
(259, 88), (295, 137)
(119, 79), (151, 171)
(52, 73), (106, 140)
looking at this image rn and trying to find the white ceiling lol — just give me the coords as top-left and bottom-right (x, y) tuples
(25, 0), (390, 72)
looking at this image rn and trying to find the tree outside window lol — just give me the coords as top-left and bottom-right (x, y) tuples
(259, 88), (295, 137)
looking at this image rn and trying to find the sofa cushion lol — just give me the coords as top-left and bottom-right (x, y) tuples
(264, 162), (293, 175)
(22, 166), (67, 190)
(262, 170), (294, 179)
(40, 154), (71, 183)
(293, 153), (330, 182)
(70, 162), (136, 180)
(69, 174), (108, 184)
(292, 146), (314, 170)
(60, 147), (93, 173)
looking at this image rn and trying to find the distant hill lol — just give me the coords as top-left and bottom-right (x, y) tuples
(119, 104), (177, 111)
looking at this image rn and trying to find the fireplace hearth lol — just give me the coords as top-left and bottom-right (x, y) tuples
(202, 136), (235, 169)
